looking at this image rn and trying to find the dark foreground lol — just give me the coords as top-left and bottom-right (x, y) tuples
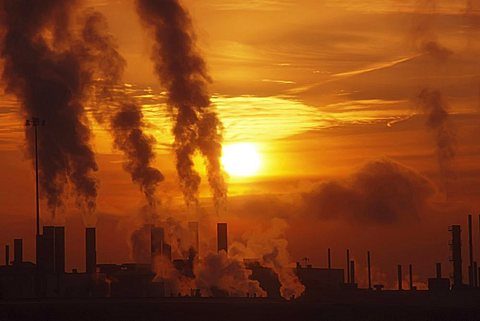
(2, 292), (480, 321)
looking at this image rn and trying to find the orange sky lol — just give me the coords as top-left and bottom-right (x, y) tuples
(1, 0), (480, 289)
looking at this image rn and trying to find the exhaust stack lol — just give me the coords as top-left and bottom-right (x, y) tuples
(86, 227), (97, 274)
(468, 215), (474, 287)
(450, 225), (463, 288)
(217, 223), (228, 254)
(5, 245), (9, 266)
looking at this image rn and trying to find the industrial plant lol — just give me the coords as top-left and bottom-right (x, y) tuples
(2, 214), (480, 300)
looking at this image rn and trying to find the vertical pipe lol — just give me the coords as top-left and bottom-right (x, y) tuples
(86, 227), (97, 274)
(13, 239), (23, 265)
(5, 245), (9, 266)
(217, 223), (228, 254)
(474, 261), (478, 287)
(327, 248), (331, 269)
(409, 264), (413, 290)
(346, 249), (350, 284)
(436, 263), (442, 278)
(43, 226), (55, 273)
(54, 227), (65, 274)
(350, 260), (355, 285)
(468, 214), (474, 287)
(34, 124), (40, 237)
(397, 264), (403, 290)
(451, 225), (463, 287)
(367, 251), (372, 290)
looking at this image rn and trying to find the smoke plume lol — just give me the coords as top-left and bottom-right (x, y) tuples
(81, 11), (164, 208)
(0, 0), (98, 217)
(135, 0), (226, 211)
(410, 0), (456, 196)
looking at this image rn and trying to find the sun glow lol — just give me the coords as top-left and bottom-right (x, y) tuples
(222, 143), (261, 177)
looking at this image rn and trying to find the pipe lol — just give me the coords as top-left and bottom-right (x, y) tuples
(468, 214), (474, 287)
(5, 245), (9, 266)
(397, 264), (403, 290)
(327, 248), (331, 269)
(409, 264), (413, 290)
(436, 263), (442, 279)
(346, 249), (350, 284)
(367, 251), (372, 290)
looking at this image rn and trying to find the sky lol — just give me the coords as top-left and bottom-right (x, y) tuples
(1, 0), (480, 289)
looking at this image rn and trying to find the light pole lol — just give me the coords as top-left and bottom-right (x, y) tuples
(25, 117), (45, 238)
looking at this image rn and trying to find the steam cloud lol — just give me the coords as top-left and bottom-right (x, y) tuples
(135, 0), (226, 211)
(81, 11), (164, 209)
(0, 0), (98, 217)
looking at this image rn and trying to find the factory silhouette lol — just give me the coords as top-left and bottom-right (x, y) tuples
(2, 212), (480, 300)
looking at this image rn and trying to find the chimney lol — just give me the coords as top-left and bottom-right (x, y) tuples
(86, 227), (97, 274)
(5, 245), (9, 266)
(367, 251), (372, 290)
(327, 248), (331, 269)
(217, 223), (228, 254)
(346, 249), (350, 284)
(43, 226), (55, 273)
(151, 227), (165, 259)
(436, 263), (442, 278)
(13, 239), (23, 265)
(409, 264), (413, 290)
(54, 226), (65, 274)
(468, 214), (474, 287)
(450, 225), (463, 288)
(397, 264), (403, 290)
(350, 260), (355, 285)
(188, 222), (199, 255)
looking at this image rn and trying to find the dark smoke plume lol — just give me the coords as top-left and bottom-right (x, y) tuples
(136, 0), (227, 211)
(0, 0), (98, 217)
(418, 90), (456, 195)
(81, 11), (164, 208)
(410, 0), (456, 196)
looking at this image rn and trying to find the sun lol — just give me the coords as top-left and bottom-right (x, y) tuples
(222, 143), (261, 177)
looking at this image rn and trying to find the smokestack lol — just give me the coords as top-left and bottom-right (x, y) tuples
(188, 222), (199, 255)
(475, 262), (479, 288)
(327, 248), (331, 269)
(54, 227), (65, 274)
(468, 214), (474, 287)
(397, 265), (403, 290)
(13, 239), (23, 265)
(436, 263), (442, 278)
(43, 226), (55, 273)
(409, 264), (413, 290)
(151, 227), (165, 259)
(367, 251), (372, 290)
(5, 245), (9, 266)
(350, 260), (355, 285)
(450, 225), (463, 288)
(217, 223), (228, 254)
(346, 249), (350, 284)
(86, 227), (97, 274)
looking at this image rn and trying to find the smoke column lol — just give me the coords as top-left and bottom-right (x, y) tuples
(81, 11), (164, 209)
(411, 0), (456, 196)
(0, 0), (98, 217)
(135, 0), (226, 211)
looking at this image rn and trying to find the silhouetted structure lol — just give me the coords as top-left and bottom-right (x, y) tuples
(409, 264), (414, 290)
(428, 263), (450, 291)
(367, 251), (372, 290)
(397, 265), (403, 290)
(346, 249), (350, 284)
(327, 248), (331, 269)
(468, 215), (474, 287)
(86, 228), (96, 274)
(450, 225), (463, 288)
(217, 223), (228, 253)
(188, 222), (199, 255)
(5, 245), (9, 266)
(55, 227), (65, 274)
(13, 239), (22, 265)
(350, 260), (355, 286)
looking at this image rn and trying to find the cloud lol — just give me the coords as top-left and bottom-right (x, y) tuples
(301, 159), (435, 224)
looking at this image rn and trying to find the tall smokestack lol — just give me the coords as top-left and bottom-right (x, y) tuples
(327, 248), (331, 269)
(409, 264), (413, 290)
(436, 262), (442, 278)
(450, 225), (463, 288)
(13, 239), (22, 265)
(151, 227), (164, 259)
(188, 222), (199, 255)
(5, 245), (9, 266)
(44, 226), (55, 273)
(86, 227), (97, 274)
(350, 260), (355, 285)
(397, 265), (403, 290)
(346, 249), (350, 284)
(54, 227), (65, 274)
(367, 251), (372, 290)
(217, 223), (228, 253)
(468, 214), (474, 287)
